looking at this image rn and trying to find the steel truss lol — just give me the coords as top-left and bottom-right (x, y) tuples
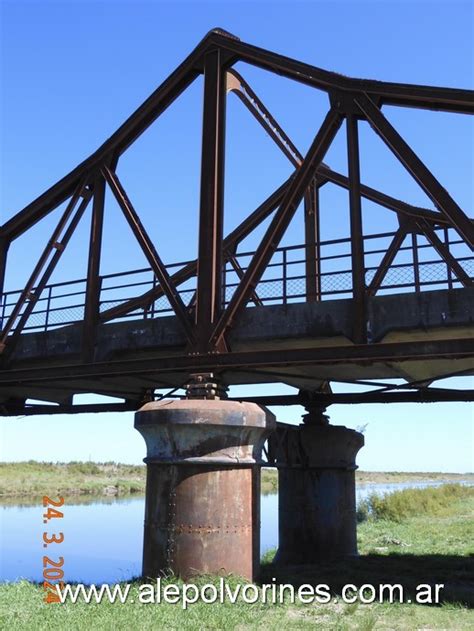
(1, 28), (473, 414)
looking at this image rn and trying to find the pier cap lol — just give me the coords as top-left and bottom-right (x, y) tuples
(135, 399), (275, 465)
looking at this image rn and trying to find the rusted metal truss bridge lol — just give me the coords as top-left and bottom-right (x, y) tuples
(1, 28), (473, 416)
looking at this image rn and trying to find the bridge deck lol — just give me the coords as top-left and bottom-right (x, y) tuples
(1, 286), (472, 405)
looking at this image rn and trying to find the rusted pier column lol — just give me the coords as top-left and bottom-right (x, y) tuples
(273, 407), (364, 565)
(135, 393), (275, 580)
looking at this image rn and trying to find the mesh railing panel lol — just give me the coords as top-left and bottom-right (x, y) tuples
(2, 240), (473, 335)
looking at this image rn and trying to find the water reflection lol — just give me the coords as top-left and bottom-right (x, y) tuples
(1, 496), (143, 584)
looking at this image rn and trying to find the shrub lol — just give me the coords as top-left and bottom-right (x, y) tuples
(261, 469), (278, 495)
(356, 499), (370, 523)
(362, 483), (473, 522)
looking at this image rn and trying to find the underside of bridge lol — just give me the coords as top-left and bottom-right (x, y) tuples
(1, 29), (473, 580)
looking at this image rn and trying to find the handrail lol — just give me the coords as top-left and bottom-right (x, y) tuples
(1, 228), (472, 335)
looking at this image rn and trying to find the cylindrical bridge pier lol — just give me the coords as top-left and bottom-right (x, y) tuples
(273, 422), (364, 565)
(135, 399), (275, 580)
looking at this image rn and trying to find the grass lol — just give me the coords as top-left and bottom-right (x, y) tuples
(357, 482), (474, 522)
(0, 486), (473, 629)
(262, 491), (474, 606)
(1, 461), (472, 499)
(1, 579), (473, 631)
(0, 461), (146, 498)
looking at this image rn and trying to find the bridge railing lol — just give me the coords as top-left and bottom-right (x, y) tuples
(1, 227), (472, 334)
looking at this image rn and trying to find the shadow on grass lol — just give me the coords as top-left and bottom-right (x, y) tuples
(260, 553), (474, 607)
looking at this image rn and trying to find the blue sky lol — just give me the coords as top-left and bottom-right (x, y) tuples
(0, 0), (473, 471)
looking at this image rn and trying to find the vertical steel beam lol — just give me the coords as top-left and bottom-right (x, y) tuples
(444, 227), (453, 289)
(346, 114), (367, 344)
(83, 171), (106, 360)
(412, 233), (421, 292)
(304, 180), (321, 301)
(0, 237), (8, 299)
(195, 48), (227, 352)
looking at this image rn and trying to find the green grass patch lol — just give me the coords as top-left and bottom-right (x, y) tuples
(261, 468), (278, 495)
(0, 461), (146, 499)
(1, 577), (474, 630)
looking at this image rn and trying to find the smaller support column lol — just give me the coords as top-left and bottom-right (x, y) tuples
(135, 391), (275, 580)
(274, 408), (364, 565)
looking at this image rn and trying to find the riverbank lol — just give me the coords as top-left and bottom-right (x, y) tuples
(1, 489), (472, 629)
(0, 461), (145, 498)
(1, 461), (472, 498)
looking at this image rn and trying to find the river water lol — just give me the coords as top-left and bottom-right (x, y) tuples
(0, 479), (469, 584)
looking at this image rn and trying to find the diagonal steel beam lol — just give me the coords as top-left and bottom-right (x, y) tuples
(102, 166), (195, 344)
(0, 195), (91, 358)
(226, 254), (263, 307)
(0, 179), (90, 354)
(416, 220), (472, 287)
(209, 108), (344, 348)
(228, 69), (455, 229)
(317, 165), (462, 227)
(367, 228), (407, 295)
(99, 177), (291, 323)
(227, 69), (303, 168)
(354, 94), (474, 248)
